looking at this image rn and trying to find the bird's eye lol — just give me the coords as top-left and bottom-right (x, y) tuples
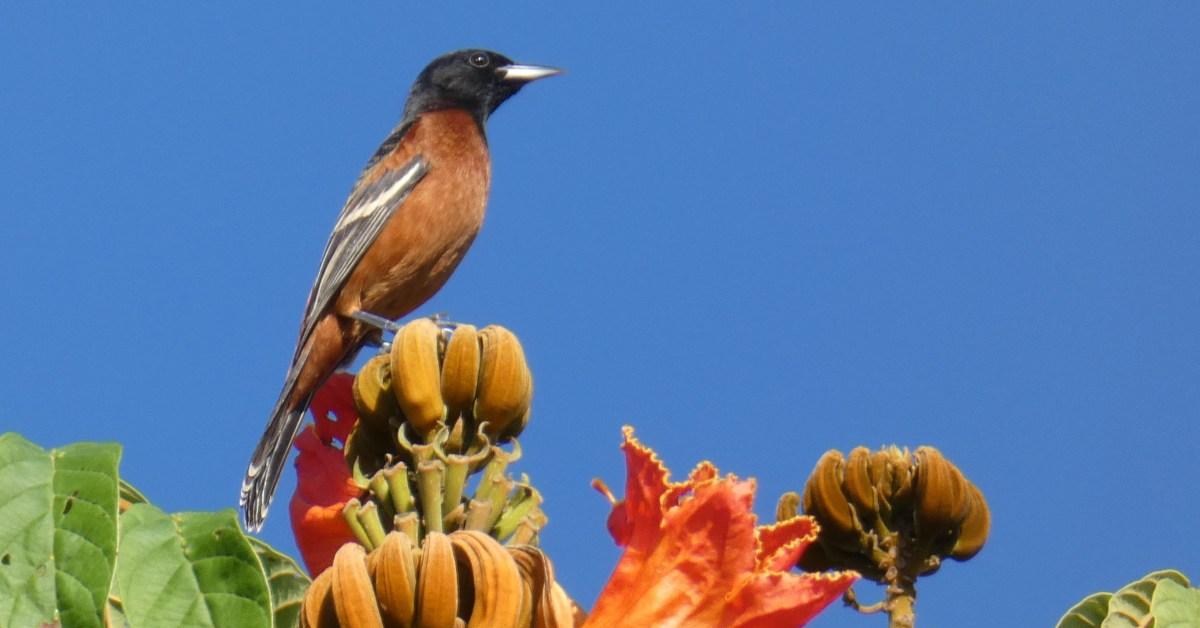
(468, 52), (491, 68)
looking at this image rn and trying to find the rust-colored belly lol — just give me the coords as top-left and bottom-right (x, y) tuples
(336, 108), (491, 321)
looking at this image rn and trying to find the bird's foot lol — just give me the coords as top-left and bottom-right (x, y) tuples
(427, 312), (466, 333)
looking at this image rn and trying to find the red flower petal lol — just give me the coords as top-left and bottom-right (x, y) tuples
(309, 372), (357, 445)
(756, 516), (819, 572)
(585, 427), (857, 627)
(723, 570), (859, 628)
(288, 373), (362, 575)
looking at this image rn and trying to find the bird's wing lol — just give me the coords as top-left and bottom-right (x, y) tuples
(240, 152), (429, 531)
(294, 153), (430, 355)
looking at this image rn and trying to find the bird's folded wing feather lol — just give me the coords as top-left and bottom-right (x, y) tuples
(293, 154), (430, 356)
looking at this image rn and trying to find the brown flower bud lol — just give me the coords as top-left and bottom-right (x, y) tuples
(369, 531), (417, 626)
(800, 450), (860, 550)
(450, 531), (524, 626)
(353, 354), (400, 433)
(949, 482), (990, 561)
(415, 532), (458, 627)
(332, 543), (384, 628)
(300, 567), (337, 628)
(440, 323), (481, 419)
(913, 447), (972, 553)
(841, 447), (877, 522)
(474, 326), (533, 441)
(391, 318), (445, 436)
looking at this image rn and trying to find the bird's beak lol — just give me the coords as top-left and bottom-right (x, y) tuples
(496, 63), (563, 83)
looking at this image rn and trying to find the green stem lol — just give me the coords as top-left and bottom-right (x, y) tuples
(357, 501), (388, 549)
(442, 455), (470, 516)
(417, 460), (445, 533)
(384, 464), (413, 514)
(341, 499), (373, 550)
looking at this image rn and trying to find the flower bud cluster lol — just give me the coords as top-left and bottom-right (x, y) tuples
(341, 319), (545, 551)
(300, 530), (577, 628)
(788, 445), (989, 583)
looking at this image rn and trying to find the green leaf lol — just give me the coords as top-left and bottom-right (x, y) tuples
(1151, 579), (1200, 627)
(0, 434), (121, 628)
(53, 442), (122, 628)
(0, 433), (57, 627)
(1102, 569), (1190, 628)
(118, 505), (271, 628)
(249, 537), (310, 628)
(1056, 592), (1111, 628)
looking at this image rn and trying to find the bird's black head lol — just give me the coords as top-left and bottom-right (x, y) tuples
(402, 49), (560, 127)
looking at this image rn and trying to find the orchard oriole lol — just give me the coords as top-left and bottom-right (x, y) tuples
(240, 49), (559, 530)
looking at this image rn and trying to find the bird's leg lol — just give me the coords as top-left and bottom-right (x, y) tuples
(352, 310), (467, 351)
(353, 309), (466, 333)
(350, 310), (403, 352)
(350, 309), (404, 334)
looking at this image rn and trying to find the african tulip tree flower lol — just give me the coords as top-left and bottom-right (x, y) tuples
(289, 372), (362, 574)
(587, 427), (857, 628)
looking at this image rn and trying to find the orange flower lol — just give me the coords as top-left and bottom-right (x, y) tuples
(587, 427), (857, 628)
(288, 372), (363, 575)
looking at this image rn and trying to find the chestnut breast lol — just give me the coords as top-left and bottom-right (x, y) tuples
(336, 109), (491, 319)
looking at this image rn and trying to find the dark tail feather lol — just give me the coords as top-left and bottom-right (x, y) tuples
(241, 373), (310, 531)
(242, 315), (359, 531)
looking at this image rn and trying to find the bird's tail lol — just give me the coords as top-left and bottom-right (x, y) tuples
(240, 364), (311, 532)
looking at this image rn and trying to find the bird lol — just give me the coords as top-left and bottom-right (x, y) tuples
(240, 49), (560, 531)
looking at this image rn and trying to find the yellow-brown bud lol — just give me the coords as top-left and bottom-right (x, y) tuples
(440, 323), (481, 418)
(415, 532), (458, 627)
(352, 354), (399, 433)
(842, 447), (877, 521)
(450, 531), (524, 626)
(331, 543), (384, 628)
(949, 482), (990, 561)
(913, 447), (971, 552)
(800, 450), (859, 550)
(390, 318), (445, 436)
(299, 567), (337, 628)
(474, 326), (533, 441)
(369, 529), (417, 626)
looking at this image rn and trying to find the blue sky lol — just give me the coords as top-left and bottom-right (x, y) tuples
(2, 4), (1197, 626)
